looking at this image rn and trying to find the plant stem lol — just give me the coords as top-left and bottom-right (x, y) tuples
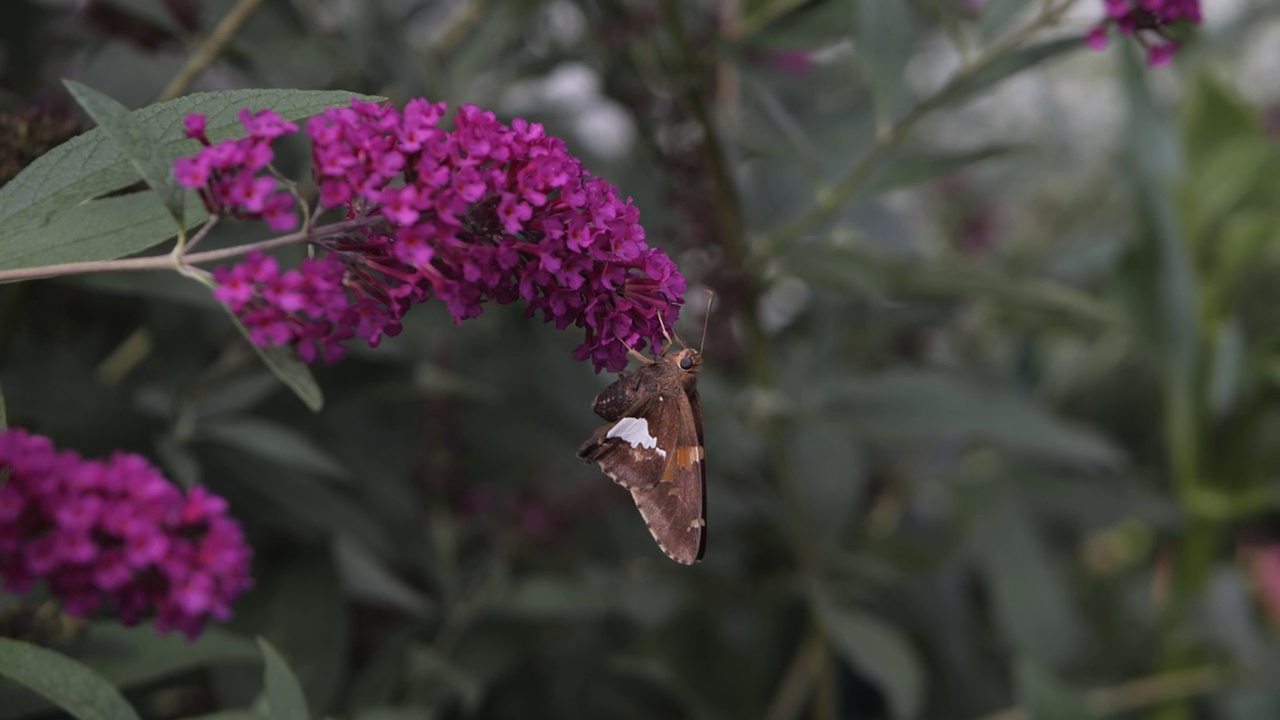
(659, 0), (818, 572)
(0, 216), (381, 284)
(155, 0), (266, 103)
(975, 665), (1239, 720)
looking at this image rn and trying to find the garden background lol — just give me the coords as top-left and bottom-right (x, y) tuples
(3, 0), (1280, 718)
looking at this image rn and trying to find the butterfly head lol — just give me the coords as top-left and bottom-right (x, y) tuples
(666, 346), (702, 375)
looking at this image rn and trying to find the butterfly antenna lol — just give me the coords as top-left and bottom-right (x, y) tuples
(699, 290), (714, 353)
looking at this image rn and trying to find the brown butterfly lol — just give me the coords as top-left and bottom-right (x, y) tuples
(577, 337), (706, 564)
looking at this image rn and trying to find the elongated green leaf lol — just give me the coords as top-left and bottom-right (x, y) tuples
(793, 420), (865, 541)
(66, 270), (219, 307)
(1015, 658), (1100, 720)
(856, 0), (913, 121)
(493, 577), (612, 619)
(937, 38), (1081, 110)
(0, 89), (380, 232)
(102, 0), (184, 36)
(64, 80), (185, 226)
(0, 625), (259, 717)
(1120, 45), (1198, 390)
(345, 629), (416, 712)
(0, 381), (7, 430)
(0, 637), (142, 720)
(181, 713), (269, 720)
(199, 417), (350, 481)
(979, 0), (1032, 40)
(208, 447), (392, 556)
(871, 146), (1021, 192)
(258, 638), (311, 720)
(971, 481), (1083, 668)
(820, 372), (1123, 467)
(815, 598), (925, 720)
(77, 624), (259, 687)
(1182, 72), (1261, 169)
(0, 192), (207, 272)
(224, 313), (323, 412)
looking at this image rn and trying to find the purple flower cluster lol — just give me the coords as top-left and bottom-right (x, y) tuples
(0, 429), (253, 639)
(179, 99), (685, 372)
(174, 110), (299, 231)
(1086, 0), (1202, 66)
(212, 251), (396, 364)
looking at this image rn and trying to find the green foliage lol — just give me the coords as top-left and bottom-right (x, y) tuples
(0, 637), (143, 720)
(2, 1), (1280, 719)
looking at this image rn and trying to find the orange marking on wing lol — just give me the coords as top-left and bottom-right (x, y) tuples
(675, 446), (704, 469)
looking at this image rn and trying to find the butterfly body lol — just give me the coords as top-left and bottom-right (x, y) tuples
(577, 345), (706, 564)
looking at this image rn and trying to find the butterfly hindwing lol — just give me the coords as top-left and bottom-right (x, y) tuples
(578, 399), (679, 492)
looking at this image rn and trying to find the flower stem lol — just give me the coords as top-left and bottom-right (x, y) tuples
(0, 216), (382, 284)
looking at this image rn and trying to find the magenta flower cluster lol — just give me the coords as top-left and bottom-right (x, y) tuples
(177, 99), (685, 372)
(1086, 0), (1202, 66)
(0, 428), (253, 639)
(174, 110), (299, 231)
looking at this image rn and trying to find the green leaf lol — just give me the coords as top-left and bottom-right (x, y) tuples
(855, 0), (913, 122)
(180, 713), (269, 720)
(199, 417), (350, 482)
(66, 270), (219, 307)
(233, 548), (349, 716)
(345, 628), (416, 712)
(979, 0), (1032, 40)
(1120, 44), (1198, 408)
(871, 146), (1022, 192)
(77, 624), (259, 687)
(353, 709), (439, 720)
(0, 625), (259, 717)
(937, 38), (1081, 110)
(1207, 319), (1245, 420)
(493, 577), (612, 619)
(0, 192), (207, 272)
(258, 638), (312, 720)
(101, 0), (185, 36)
(815, 599), (925, 720)
(224, 313), (323, 412)
(209, 446), (393, 556)
(0, 380), (7, 430)
(740, 0), (853, 48)
(0, 89), (380, 233)
(1014, 658), (1100, 720)
(64, 80), (185, 227)
(1182, 72), (1261, 169)
(820, 372), (1123, 467)
(971, 480), (1083, 669)
(1182, 136), (1271, 239)
(0, 637), (142, 720)
(793, 420), (865, 541)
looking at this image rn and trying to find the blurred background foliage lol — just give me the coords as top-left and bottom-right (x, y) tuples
(3, 0), (1280, 718)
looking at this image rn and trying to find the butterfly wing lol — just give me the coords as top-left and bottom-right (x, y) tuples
(576, 386), (677, 494)
(625, 387), (706, 564)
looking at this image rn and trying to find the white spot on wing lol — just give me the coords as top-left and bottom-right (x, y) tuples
(607, 417), (666, 457)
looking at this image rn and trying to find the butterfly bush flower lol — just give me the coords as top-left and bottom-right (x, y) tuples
(0, 428), (252, 639)
(176, 99), (686, 373)
(174, 110), (299, 231)
(1086, 0), (1202, 66)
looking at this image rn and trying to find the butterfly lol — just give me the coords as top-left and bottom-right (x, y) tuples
(577, 337), (706, 564)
